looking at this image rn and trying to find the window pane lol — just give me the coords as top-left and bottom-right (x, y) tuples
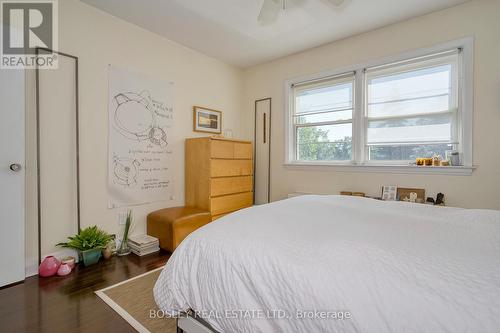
(294, 110), (352, 124)
(297, 124), (352, 161)
(368, 94), (450, 119)
(369, 143), (453, 161)
(367, 113), (453, 144)
(296, 82), (353, 114)
(368, 65), (453, 118)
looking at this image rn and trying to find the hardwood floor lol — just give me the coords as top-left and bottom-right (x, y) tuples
(0, 251), (170, 333)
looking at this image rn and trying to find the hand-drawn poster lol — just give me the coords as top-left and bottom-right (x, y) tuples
(108, 66), (174, 208)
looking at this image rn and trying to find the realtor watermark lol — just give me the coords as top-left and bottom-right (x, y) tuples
(1, 0), (58, 69)
(149, 309), (352, 321)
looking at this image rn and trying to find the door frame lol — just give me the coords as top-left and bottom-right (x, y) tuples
(35, 47), (81, 264)
(253, 98), (272, 204)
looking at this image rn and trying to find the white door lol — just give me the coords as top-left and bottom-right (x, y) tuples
(254, 98), (271, 205)
(0, 69), (26, 287)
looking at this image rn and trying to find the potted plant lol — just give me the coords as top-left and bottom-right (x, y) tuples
(117, 210), (132, 256)
(57, 226), (112, 266)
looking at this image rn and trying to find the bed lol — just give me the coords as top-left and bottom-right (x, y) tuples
(154, 195), (500, 332)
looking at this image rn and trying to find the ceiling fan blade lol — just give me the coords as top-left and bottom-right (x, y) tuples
(258, 0), (281, 25)
(327, 0), (345, 6)
(288, 0), (307, 6)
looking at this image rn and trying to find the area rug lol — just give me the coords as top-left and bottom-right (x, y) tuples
(95, 267), (176, 333)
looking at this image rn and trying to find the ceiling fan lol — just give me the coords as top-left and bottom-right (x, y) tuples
(258, 0), (346, 25)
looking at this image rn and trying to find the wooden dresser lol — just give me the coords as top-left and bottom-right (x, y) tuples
(185, 137), (253, 220)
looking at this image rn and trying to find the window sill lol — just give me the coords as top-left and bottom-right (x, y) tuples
(283, 162), (475, 175)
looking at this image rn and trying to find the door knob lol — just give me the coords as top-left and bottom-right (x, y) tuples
(9, 163), (22, 172)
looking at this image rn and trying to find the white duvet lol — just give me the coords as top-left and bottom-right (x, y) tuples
(154, 195), (500, 333)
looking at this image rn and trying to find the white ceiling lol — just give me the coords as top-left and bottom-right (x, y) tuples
(80, 0), (469, 68)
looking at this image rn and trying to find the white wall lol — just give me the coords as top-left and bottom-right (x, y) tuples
(25, 0), (243, 268)
(242, 0), (500, 210)
(36, 55), (79, 258)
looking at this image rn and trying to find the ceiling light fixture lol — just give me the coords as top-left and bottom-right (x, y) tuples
(258, 0), (347, 25)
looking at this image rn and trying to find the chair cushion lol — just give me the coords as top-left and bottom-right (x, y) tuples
(147, 206), (211, 252)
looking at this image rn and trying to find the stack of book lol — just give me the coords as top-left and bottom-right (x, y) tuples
(127, 234), (160, 256)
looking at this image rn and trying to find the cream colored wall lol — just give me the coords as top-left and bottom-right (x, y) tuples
(25, 0), (243, 269)
(242, 0), (500, 209)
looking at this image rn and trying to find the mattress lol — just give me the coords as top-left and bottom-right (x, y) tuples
(154, 195), (500, 332)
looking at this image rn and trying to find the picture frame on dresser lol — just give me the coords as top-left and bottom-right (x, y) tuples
(193, 106), (222, 134)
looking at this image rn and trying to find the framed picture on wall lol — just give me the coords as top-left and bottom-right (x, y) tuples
(193, 106), (222, 134)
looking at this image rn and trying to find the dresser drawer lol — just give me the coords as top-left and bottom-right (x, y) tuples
(210, 176), (253, 197)
(211, 159), (253, 177)
(210, 192), (253, 216)
(210, 140), (234, 159)
(233, 142), (252, 159)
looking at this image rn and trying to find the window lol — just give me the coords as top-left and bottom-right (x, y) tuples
(286, 39), (473, 172)
(292, 73), (354, 162)
(365, 51), (458, 162)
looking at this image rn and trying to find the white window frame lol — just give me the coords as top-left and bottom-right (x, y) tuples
(284, 37), (474, 175)
(291, 72), (356, 164)
(363, 50), (460, 165)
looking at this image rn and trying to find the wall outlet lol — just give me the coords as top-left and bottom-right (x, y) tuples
(117, 212), (128, 225)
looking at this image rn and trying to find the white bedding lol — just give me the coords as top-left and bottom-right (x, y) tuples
(154, 195), (500, 332)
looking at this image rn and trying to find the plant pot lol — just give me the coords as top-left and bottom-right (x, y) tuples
(102, 247), (113, 260)
(61, 256), (76, 269)
(57, 263), (72, 276)
(39, 256), (61, 277)
(81, 248), (102, 266)
(116, 239), (131, 256)
(117, 243), (131, 256)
